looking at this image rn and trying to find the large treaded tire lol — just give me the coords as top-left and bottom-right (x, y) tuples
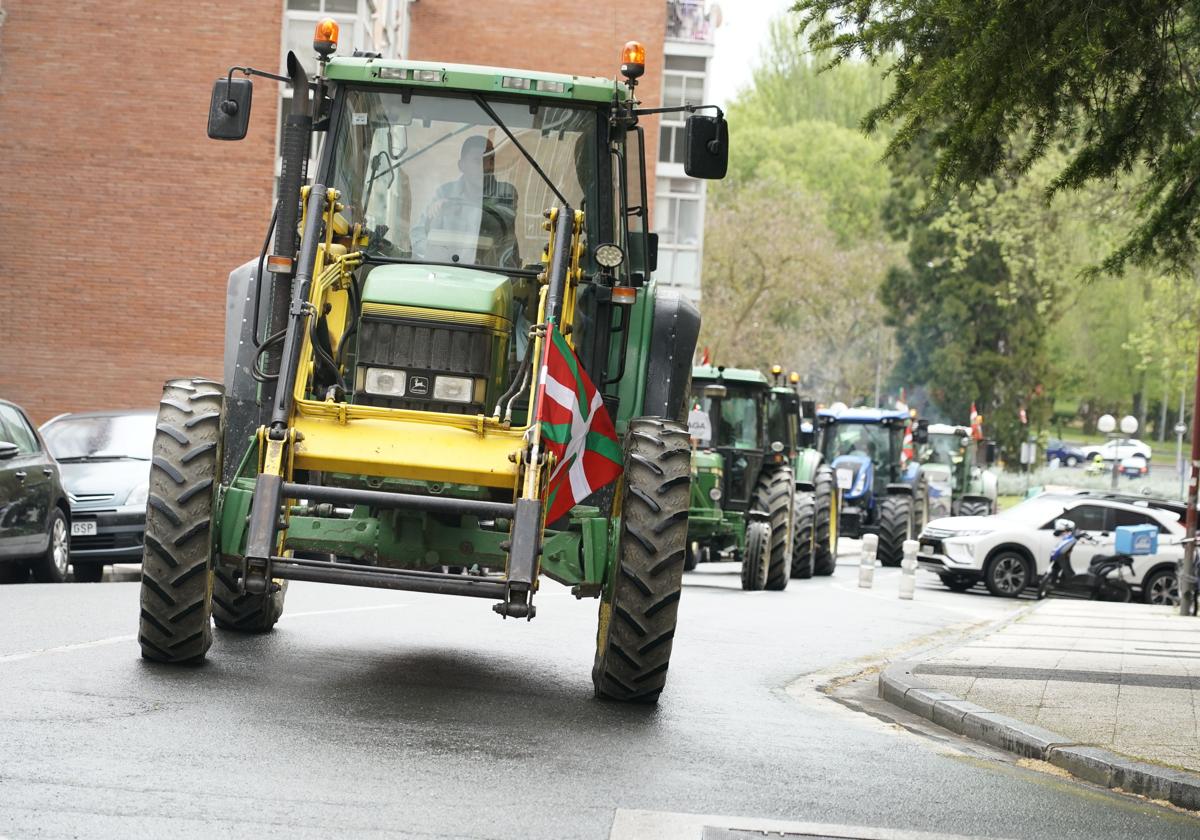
(593, 418), (691, 704)
(138, 378), (223, 664)
(755, 466), (794, 591)
(213, 567), (288, 633)
(876, 494), (912, 568)
(790, 491), (815, 579)
(957, 498), (992, 518)
(812, 466), (836, 576)
(740, 519), (771, 590)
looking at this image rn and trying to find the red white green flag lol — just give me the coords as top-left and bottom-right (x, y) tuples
(535, 328), (623, 523)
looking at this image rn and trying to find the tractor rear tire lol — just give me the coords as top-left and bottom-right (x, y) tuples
(138, 378), (223, 665)
(957, 498), (992, 518)
(593, 418), (690, 704)
(790, 491), (815, 579)
(755, 466), (794, 591)
(213, 567), (288, 633)
(740, 519), (771, 591)
(876, 495), (913, 568)
(812, 466), (837, 576)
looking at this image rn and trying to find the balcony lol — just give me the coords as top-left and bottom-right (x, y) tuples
(666, 0), (715, 44)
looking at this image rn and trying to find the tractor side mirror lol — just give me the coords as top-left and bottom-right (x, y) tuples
(208, 77), (253, 141)
(985, 440), (997, 465)
(646, 231), (659, 273)
(0, 440), (18, 461)
(913, 419), (929, 444)
(684, 113), (728, 179)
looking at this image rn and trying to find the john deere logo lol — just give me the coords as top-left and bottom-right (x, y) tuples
(410, 375), (430, 396)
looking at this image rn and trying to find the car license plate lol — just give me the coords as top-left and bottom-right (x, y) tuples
(71, 521), (97, 537)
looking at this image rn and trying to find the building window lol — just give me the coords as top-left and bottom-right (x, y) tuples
(654, 176), (703, 293)
(659, 56), (707, 166)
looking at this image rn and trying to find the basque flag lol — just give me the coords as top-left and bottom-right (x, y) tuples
(535, 329), (623, 523)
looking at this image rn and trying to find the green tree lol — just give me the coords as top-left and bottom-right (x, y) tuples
(794, 0), (1200, 273)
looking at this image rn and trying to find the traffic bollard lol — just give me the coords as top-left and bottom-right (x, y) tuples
(899, 539), (919, 600)
(859, 533), (878, 589)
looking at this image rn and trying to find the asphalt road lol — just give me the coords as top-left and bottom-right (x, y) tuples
(2, 552), (1198, 839)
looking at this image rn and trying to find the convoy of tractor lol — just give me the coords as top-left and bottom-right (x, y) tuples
(133, 18), (1003, 705)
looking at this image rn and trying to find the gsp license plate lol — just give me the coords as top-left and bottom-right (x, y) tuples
(71, 521), (97, 537)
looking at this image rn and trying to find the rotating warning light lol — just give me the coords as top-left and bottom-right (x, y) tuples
(314, 18), (340, 57)
(620, 41), (646, 80)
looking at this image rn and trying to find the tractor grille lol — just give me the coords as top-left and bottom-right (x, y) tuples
(355, 314), (497, 415)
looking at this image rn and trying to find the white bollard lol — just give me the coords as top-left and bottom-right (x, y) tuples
(859, 533), (878, 589)
(899, 539), (919, 600)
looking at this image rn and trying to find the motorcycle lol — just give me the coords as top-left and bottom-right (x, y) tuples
(1036, 518), (1134, 602)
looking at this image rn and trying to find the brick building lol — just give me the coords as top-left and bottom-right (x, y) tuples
(0, 0), (716, 422)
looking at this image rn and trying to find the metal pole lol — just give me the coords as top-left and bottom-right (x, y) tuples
(1111, 434), (1120, 491)
(1178, 336), (1200, 617)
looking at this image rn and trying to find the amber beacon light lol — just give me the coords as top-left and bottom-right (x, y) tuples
(314, 18), (340, 58)
(620, 40), (646, 80)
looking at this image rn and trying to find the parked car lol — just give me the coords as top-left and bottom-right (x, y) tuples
(917, 493), (1183, 604)
(1082, 438), (1152, 463)
(1045, 438), (1086, 467)
(0, 399), (72, 583)
(39, 410), (154, 582)
(1120, 454), (1150, 479)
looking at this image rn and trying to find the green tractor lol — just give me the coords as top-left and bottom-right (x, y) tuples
(136, 31), (730, 704)
(685, 365), (794, 591)
(917, 423), (998, 519)
(767, 371), (836, 579)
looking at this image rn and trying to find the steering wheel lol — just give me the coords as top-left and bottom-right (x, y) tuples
(426, 196), (516, 261)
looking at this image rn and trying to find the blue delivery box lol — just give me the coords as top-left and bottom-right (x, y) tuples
(1115, 524), (1158, 556)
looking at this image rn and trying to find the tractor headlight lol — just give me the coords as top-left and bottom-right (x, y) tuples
(433, 375), (474, 403)
(364, 367), (407, 397)
(709, 487), (722, 501)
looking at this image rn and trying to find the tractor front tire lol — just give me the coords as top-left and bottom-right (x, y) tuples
(790, 491), (815, 579)
(593, 418), (690, 704)
(755, 466), (794, 591)
(740, 519), (771, 591)
(213, 567), (288, 633)
(138, 378), (223, 665)
(812, 466), (837, 576)
(876, 495), (913, 568)
(957, 498), (993, 518)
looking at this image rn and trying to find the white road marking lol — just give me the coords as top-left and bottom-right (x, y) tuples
(0, 603), (406, 664)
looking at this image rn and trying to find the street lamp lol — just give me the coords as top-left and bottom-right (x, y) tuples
(1097, 414), (1138, 489)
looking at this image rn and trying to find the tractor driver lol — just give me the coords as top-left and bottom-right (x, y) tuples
(411, 135), (520, 267)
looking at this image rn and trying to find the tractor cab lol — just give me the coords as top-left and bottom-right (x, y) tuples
(818, 408), (910, 503)
(690, 365), (770, 512)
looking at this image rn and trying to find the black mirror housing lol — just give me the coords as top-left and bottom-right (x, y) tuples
(208, 77), (253, 141)
(913, 419), (929, 444)
(0, 441), (18, 461)
(684, 113), (728, 179)
(646, 231), (659, 274)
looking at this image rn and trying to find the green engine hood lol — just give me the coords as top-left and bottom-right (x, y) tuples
(362, 264), (512, 319)
(692, 450), (724, 471)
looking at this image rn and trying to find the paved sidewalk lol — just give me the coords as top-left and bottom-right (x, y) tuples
(915, 599), (1200, 773)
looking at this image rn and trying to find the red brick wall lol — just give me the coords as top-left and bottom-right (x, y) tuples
(407, 0), (666, 196)
(0, 0), (280, 423)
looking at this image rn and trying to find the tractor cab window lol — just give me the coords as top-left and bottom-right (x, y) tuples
(921, 433), (963, 466)
(702, 391), (760, 450)
(329, 88), (598, 272)
(767, 395), (798, 453)
(823, 422), (890, 467)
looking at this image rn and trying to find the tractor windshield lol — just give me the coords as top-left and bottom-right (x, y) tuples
(702, 391), (760, 450)
(823, 422), (891, 467)
(921, 433), (964, 466)
(328, 88), (598, 270)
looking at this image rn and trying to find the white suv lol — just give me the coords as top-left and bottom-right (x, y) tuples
(917, 494), (1183, 603)
(1082, 438), (1152, 462)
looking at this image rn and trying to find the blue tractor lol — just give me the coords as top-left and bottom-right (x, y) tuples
(816, 407), (927, 567)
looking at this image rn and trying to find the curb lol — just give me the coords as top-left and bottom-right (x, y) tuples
(879, 661), (1200, 811)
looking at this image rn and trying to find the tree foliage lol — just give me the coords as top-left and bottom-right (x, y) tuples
(794, 0), (1200, 273)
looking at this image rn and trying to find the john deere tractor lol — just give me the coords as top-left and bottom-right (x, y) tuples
(685, 366), (794, 590)
(137, 29), (729, 704)
(917, 423), (998, 519)
(767, 369), (835, 579)
(816, 407), (926, 566)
